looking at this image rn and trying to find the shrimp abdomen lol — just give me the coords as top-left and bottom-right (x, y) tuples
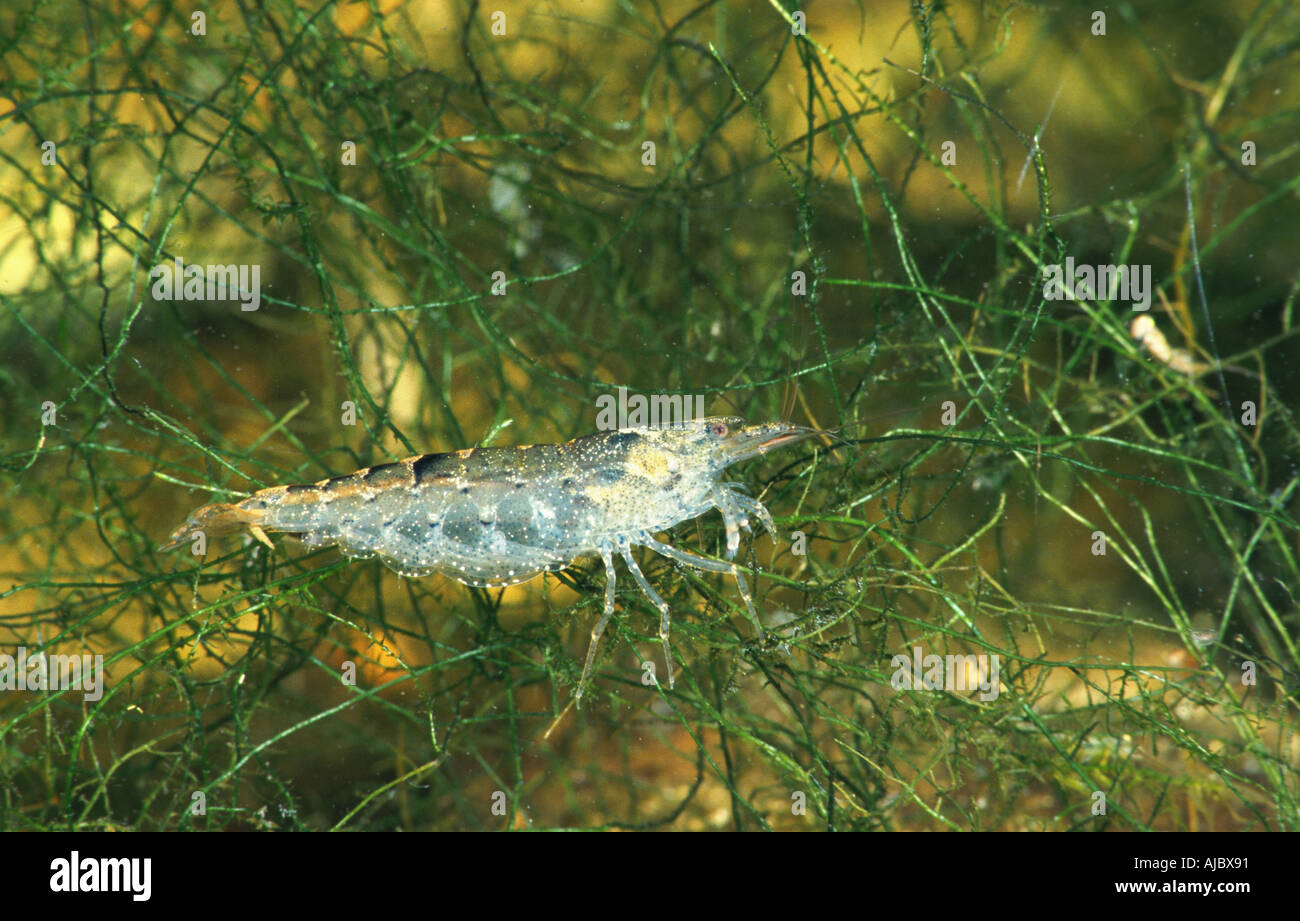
(190, 453), (583, 583)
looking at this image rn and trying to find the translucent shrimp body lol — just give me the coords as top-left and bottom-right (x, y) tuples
(161, 417), (814, 700)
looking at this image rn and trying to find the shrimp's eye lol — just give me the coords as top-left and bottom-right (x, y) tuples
(710, 422), (729, 438)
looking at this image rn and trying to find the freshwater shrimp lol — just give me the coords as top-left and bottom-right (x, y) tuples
(160, 417), (816, 701)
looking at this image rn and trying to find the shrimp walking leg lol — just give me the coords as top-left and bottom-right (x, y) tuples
(638, 533), (762, 635)
(576, 544), (619, 705)
(617, 539), (674, 689)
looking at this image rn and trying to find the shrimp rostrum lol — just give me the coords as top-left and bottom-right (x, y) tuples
(161, 416), (814, 700)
